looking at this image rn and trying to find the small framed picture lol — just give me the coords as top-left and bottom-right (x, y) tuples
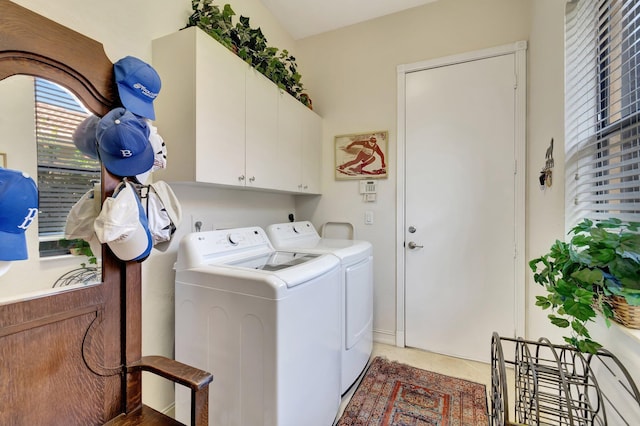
(335, 131), (388, 180)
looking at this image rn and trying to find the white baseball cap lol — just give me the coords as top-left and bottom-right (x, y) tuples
(65, 189), (102, 259)
(94, 181), (152, 262)
(145, 181), (182, 252)
(135, 122), (167, 185)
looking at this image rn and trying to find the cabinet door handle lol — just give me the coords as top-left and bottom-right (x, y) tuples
(238, 175), (245, 181)
(249, 176), (255, 182)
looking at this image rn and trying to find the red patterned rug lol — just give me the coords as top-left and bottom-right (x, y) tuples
(337, 356), (488, 425)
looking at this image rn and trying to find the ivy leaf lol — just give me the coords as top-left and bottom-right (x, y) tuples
(548, 314), (570, 328)
(571, 268), (603, 286)
(535, 296), (551, 309)
(571, 320), (590, 337)
(564, 298), (596, 321)
(571, 218), (594, 234)
(601, 301), (615, 319)
(576, 339), (602, 355)
(555, 279), (577, 297)
(574, 286), (595, 302)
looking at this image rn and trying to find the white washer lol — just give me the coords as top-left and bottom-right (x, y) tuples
(265, 221), (373, 394)
(174, 227), (341, 426)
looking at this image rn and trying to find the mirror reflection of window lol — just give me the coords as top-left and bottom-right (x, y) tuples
(34, 78), (101, 260)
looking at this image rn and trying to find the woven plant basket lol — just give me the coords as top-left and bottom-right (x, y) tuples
(609, 295), (640, 329)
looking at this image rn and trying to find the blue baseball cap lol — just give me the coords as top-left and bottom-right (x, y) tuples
(72, 114), (100, 159)
(114, 56), (161, 120)
(0, 168), (38, 261)
(96, 107), (154, 177)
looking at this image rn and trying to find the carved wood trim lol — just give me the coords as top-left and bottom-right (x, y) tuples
(0, 0), (116, 116)
(0, 302), (102, 338)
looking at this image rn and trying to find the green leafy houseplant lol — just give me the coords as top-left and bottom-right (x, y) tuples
(60, 238), (97, 267)
(185, 1), (235, 51)
(530, 218), (640, 353)
(185, 0), (312, 108)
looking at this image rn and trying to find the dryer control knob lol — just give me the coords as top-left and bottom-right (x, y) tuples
(227, 233), (242, 245)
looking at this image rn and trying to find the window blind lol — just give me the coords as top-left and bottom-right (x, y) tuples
(565, 0), (640, 228)
(34, 78), (100, 256)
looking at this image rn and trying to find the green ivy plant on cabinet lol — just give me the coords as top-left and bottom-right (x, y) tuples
(184, 0), (311, 109)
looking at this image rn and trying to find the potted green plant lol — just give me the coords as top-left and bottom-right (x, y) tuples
(60, 238), (97, 267)
(530, 218), (640, 353)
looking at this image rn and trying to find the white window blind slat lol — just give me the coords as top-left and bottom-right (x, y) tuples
(565, 0), (640, 228)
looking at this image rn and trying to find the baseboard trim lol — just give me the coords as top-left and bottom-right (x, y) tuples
(373, 329), (396, 346)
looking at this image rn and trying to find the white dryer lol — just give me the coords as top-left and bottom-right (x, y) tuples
(174, 227), (341, 426)
(265, 221), (373, 394)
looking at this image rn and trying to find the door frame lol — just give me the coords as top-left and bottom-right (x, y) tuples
(395, 41), (528, 347)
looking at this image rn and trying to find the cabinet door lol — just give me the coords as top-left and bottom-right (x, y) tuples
(195, 32), (247, 186)
(276, 91), (303, 192)
(246, 68), (279, 189)
(301, 107), (322, 194)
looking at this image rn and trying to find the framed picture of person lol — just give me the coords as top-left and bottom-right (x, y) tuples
(335, 130), (388, 180)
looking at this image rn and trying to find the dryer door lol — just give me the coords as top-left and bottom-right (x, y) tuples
(345, 256), (373, 349)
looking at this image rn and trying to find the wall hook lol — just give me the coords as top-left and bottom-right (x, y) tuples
(540, 138), (554, 189)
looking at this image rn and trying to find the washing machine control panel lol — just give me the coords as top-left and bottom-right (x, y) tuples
(267, 221), (320, 246)
(177, 227), (274, 269)
(221, 228), (269, 248)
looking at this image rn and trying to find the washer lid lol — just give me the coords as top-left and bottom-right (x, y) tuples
(227, 251), (320, 271)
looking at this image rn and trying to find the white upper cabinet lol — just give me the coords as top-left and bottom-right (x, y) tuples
(152, 26), (322, 194)
(245, 67), (279, 190)
(301, 106), (322, 194)
(276, 90), (304, 192)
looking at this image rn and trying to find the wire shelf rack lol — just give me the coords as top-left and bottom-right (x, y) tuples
(491, 333), (640, 425)
(52, 267), (101, 288)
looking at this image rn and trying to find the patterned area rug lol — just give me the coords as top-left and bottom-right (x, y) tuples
(337, 356), (488, 425)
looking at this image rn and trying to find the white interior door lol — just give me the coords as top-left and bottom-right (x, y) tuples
(403, 53), (519, 362)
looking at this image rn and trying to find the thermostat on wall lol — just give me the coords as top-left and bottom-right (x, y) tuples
(360, 180), (377, 202)
(359, 180), (377, 194)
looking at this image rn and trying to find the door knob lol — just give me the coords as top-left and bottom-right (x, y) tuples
(407, 241), (424, 249)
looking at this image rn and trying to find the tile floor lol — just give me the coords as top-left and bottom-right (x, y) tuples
(335, 342), (497, 423)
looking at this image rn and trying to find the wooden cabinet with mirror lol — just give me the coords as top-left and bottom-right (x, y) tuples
(0, 1), (212, 424)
